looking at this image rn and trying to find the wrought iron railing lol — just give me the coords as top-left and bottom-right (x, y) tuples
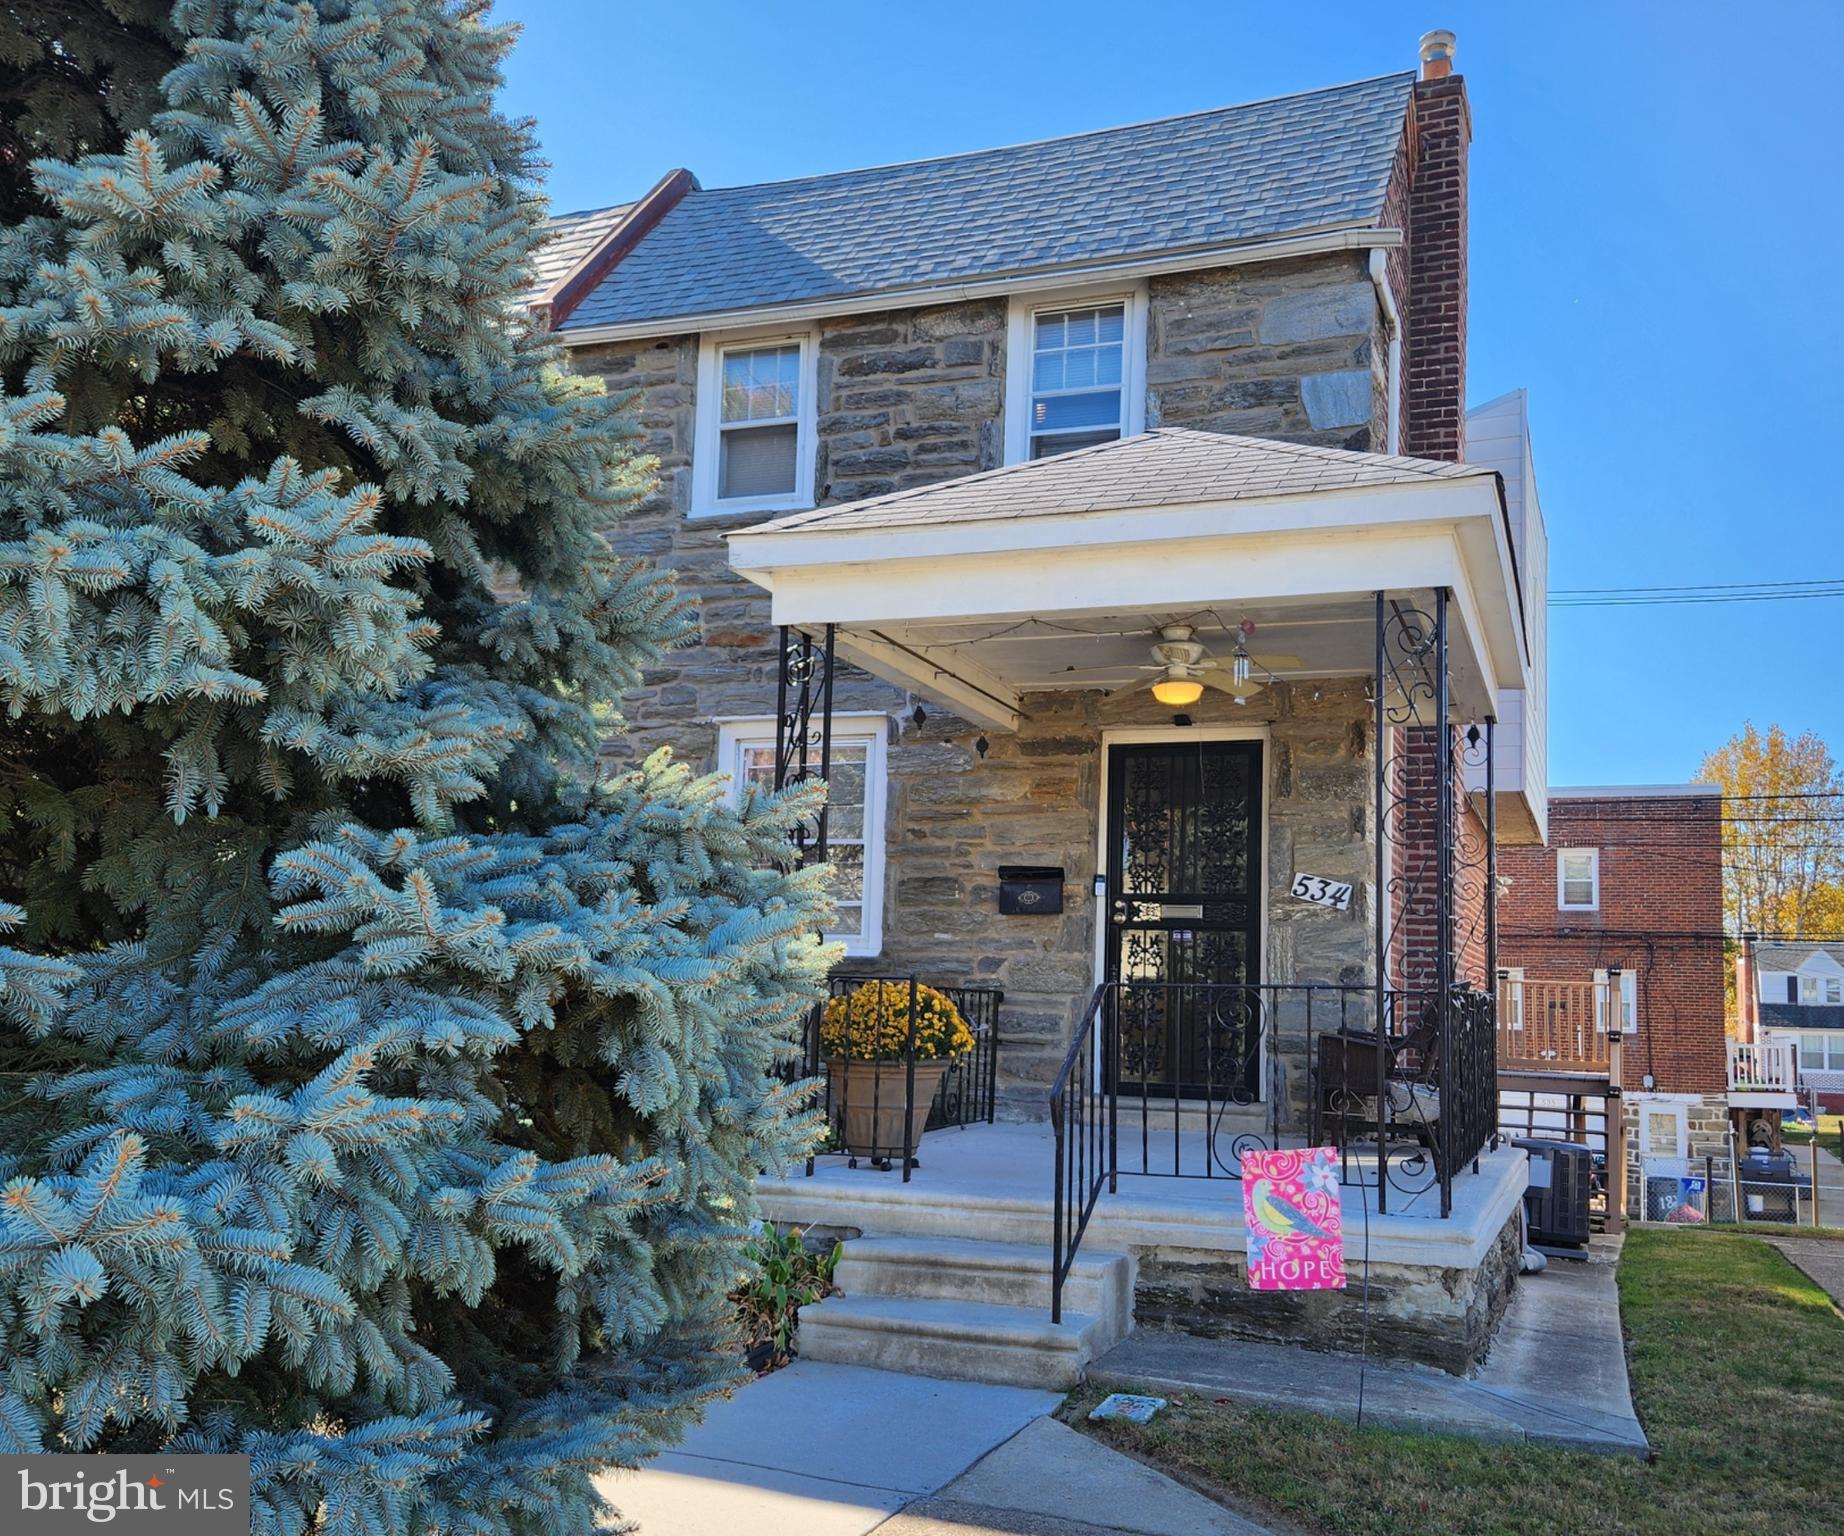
(1049, 978), (1500, 1322)
(796, 974), (1003, 1183)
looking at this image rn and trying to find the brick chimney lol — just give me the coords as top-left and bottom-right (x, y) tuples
(1402, 29), (1471, 463)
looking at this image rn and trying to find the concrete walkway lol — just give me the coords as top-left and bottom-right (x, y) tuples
(1091, 1235), (1647, 1458)
(595, 1360), (1278, 1536)
(1768, 1234), (1844, 1307)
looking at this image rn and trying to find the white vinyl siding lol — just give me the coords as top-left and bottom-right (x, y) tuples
(1557, 847), (1599, 911)
(719, 716), (886, 956)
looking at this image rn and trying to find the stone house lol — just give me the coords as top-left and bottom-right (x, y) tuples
(532, 34), (1552, 1379)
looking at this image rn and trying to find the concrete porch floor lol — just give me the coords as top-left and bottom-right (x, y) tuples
(762, 1121), (1527, 1270)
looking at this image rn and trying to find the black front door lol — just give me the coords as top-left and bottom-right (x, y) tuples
(1105, 740), (1263, 1098)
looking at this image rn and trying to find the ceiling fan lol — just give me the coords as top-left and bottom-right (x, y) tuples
(1061, 621), (1301, 707)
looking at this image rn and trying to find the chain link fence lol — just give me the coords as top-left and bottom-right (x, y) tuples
(1641, 1154), (1817, 1225)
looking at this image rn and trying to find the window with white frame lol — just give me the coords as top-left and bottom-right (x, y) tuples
(1004, 288), (1146, 463)
(1501, 966), (1525, 1030)
(1798, 973), (1841, 1005)
(692, 333), (817, 515)
(1593, 968), (1638, 1034)
(1639, 1101), (1687, 1160)
(1829, 978), (1841, 1004)
(717, 715), (885, 955)
(1557, 847), (1599, 911)
(1797, 1032), (1844, 1070)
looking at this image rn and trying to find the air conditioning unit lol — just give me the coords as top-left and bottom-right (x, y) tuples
(1513, 1138), (1593, 1248)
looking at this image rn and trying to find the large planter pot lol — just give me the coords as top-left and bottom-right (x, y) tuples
(826, 1056), (951, 1163)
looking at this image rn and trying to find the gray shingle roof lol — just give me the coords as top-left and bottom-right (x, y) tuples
(742, 428), (1492, 537)
(561, 73), (1413, 332)
(1756, 942), (1844, 969)
(525, 202), (631, 307)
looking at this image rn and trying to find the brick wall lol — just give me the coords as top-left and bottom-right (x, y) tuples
(1498, 793), (1726, 1094)
(1402, 72), (1469, 462)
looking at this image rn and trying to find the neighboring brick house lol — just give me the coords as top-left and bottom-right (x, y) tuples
(521, 33), (1554, 1378)
(1497, 785), (1747, 1207)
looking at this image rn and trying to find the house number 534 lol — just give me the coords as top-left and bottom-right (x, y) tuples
(1290, 873), (1353, 912)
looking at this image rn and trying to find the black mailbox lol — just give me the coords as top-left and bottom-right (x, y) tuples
(998, 866), (1064, 915)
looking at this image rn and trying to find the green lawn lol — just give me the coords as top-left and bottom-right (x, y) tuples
(1070, 1230), (1843, 1536)
(1781, 1112), (1842, 1150)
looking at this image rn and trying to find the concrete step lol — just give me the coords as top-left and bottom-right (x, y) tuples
(833, 1236), (1133, 1336)
(797, 1294), (1104, 1390)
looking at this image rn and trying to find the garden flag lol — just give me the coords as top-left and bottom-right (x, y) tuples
(1241, 1147), (1347, 1291)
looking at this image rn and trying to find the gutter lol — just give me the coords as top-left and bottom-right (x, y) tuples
(555, 225), (1404, 346)
(1367, 249), (1403, 455)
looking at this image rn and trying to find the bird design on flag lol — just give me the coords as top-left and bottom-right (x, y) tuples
(1251, 1178), (1332, 1241)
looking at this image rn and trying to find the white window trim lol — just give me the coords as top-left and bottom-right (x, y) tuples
(1593, 967), (1638, 1035)
(691, 328), (820, 519)
(1004, 283), (1148, 466)
(1501, 966), (1525, 1030)
(1557, 847), (1600, 911)
(716, 713), (886, 958)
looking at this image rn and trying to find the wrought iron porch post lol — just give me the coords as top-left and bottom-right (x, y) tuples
(773, 624), (837, 867)
(1434, 589), (1453, 1217)
(777, 624), (836, 1177)
(1373, 591), (1389, 1214)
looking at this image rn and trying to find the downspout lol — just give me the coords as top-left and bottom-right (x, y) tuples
(1369, 248), (1403, 456)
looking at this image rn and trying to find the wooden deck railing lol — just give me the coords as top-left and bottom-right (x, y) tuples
(1727, 1039), (1798, 1094)
(1497, 978), (1610, 1073)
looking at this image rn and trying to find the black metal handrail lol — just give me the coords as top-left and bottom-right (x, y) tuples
(1049, 982), (1114, 1324)
(799, 974), (1003, 1182)
(1049, 977), (1500, 1320)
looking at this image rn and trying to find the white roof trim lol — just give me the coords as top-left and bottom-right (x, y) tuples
(555, 226), (1401, 345)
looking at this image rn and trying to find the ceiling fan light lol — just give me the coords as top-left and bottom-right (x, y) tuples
(1151, 677), (1204, 707)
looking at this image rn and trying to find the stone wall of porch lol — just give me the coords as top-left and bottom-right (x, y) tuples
(876, 679), (1380, 1115)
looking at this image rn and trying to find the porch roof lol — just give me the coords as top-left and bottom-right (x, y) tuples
(727, 429), (1526, 735)
(754, 428), (1493, 534)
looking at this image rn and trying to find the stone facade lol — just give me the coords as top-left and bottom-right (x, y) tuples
(1133, 1205), (1520, 1374)
(564, 254), (1397, 1104)
(1146, 254), (1388, 450)
(877, 681), (1377, 1111)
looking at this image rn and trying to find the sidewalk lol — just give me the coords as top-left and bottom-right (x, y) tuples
(1090, 1234), (1647, 1458)
(595, 1360), (1277, 1536)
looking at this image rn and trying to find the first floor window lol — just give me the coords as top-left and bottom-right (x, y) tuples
(718, 715), (886, 956)
(1558, 847), (1599, 910)
(1798, 1032), (1844, 1070)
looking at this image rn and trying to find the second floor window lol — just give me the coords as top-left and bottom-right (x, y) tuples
(1028, 303), (1125, 457)
(720, 343), (801, 497)
(692, 331), (817, 517)
(1004, 286), (1146, 465)
(1557, 848), (1599, 911)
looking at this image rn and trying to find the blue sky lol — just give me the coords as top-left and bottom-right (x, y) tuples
(496, 1), (1844, 787)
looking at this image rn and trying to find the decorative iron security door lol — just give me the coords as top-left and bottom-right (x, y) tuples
(1105, 740), (1263, 1098)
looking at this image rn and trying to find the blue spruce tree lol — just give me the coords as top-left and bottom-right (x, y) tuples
(0, 3), (831, 1530)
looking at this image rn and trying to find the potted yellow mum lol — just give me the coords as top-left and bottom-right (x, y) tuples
(821, 980), (974, 1164)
